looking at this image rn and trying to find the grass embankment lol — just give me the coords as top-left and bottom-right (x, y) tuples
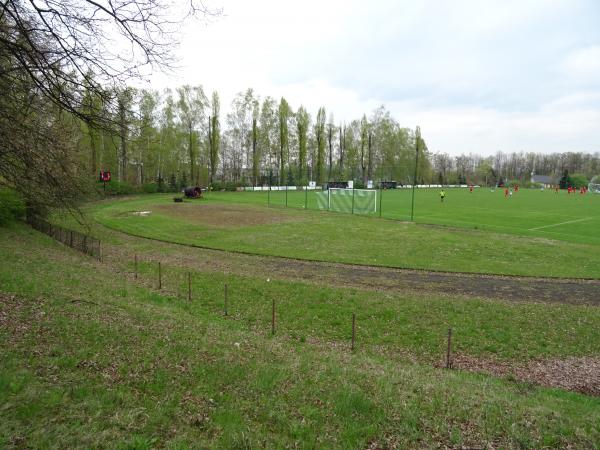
(90, 194), (600, 279)
(1, 224), (600, 448)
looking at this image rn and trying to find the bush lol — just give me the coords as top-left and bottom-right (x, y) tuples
(569, 174), (588, 189)
(141, 183), (159, 194)
(102, 180), (137, 195)
(210, 181), (244, 191)
(0, 188), (26, 225)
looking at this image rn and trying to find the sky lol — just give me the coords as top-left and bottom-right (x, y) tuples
(147, 0), (600, 156)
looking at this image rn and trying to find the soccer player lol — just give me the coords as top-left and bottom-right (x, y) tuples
(504, 187), (509, 198)
(440, 189), (446, 202)
(469, 185), (474, 193)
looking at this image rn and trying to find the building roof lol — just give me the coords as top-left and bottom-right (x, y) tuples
(531, 174), (556, 184)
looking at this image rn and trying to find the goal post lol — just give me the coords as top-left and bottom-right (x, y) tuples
(588, 183), (600, 193)
(316, 188), (377, 214)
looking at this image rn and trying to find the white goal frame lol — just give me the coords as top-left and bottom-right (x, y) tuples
(326, 188), (377, 214)
(589, 183), (600, 194)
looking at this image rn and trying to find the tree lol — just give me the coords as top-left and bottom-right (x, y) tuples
(359, 115), (368, 184)
(0, 0), (219, 216)
(559, 170), (572, 189)
(177, 85), (207, 185)
(315, 107), (326, 184)
(227, 89), (258, 181)
(208, 91), (220, 186)
(327, 115), (335, 182)
(259, 97), (278, 176)
(278, 98), (291, 185)
(136, 89), (159, 185)
(296, 106), (310, 184)
(117, 88), (134, 182)
(338, 123), (346, 179)
(252, 117), (259, 185)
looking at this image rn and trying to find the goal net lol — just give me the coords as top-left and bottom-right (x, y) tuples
(589, 183), (600, 193)
(315, 188), (377, 214)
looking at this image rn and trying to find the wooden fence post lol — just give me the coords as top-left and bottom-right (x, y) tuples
(272, 298), (275, 335)
(158, 262), (162, 289)
(351, 313), (356, 351)
(446, 328), (453, 369)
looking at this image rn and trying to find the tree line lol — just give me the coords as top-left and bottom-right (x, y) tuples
(80, 85), (431, 191)
(2, 0), (599, 224)
(81, 84), (600, 191)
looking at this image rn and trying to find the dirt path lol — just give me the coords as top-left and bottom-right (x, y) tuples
(101, 227), (600, 305)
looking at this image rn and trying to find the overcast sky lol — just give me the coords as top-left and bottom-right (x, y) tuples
(148, 0), (600, 156)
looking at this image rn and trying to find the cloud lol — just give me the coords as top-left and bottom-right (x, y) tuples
(144, 0), (600, 155)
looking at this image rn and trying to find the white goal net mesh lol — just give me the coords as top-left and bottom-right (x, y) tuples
(589, 183), (600, 193)
(315, 188), (377, 214)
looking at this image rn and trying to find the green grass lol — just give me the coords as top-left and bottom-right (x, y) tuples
(245, 187), (600, 245)
(88, 190), (600, 278)
(1, 224), (600, 448)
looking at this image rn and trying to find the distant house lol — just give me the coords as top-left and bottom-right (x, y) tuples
(530, 172), (557, 188)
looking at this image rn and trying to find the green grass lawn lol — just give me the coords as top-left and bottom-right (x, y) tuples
(1, 224), (600, 448)
(88, 190), (600, 279)
(208, 187), (600, 245)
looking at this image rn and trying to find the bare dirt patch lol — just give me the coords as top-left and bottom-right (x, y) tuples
(453, 354), (600, 396)
(100, 226), (600, 306)
(154, 203), (302, 228)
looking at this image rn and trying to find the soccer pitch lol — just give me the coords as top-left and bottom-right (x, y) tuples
(206, 187), (600, 245)
(91, 188), (600, 279)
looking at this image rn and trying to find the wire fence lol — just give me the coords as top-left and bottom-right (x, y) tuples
(27, 216), (102, 260)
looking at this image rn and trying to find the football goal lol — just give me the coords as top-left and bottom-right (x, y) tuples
(589, 183), (600, 194)
(315, 188), (377, 214)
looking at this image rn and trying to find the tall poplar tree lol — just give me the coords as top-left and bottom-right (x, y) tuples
(315, 107), (326, 184)
(278, 97), (290, 185)
(296, 106), (310, 184)
(209, 91), (220, 186)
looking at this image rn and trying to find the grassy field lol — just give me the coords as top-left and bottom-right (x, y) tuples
(210, 187), (600, 245)
(2, 223), (600, 448)
(88, 189), (600, 279)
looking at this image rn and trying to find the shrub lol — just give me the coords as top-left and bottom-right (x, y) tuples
(0, 188), (26, 225)
(569, 174), (588, 189)
(141, 183), (159, 194)
(103, 180), (137, 195)
(211, 181), (244, 191)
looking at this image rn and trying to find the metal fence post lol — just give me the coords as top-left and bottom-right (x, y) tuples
(379, 185), (383, 218)
(305, 184), (308, 209)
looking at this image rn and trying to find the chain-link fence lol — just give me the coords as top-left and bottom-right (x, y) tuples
(27, 216), (101, 260)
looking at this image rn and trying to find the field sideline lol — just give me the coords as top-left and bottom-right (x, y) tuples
(86, 188), (600, 279)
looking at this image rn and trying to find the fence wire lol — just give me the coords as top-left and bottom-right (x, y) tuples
(27, 217), (101, 260)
